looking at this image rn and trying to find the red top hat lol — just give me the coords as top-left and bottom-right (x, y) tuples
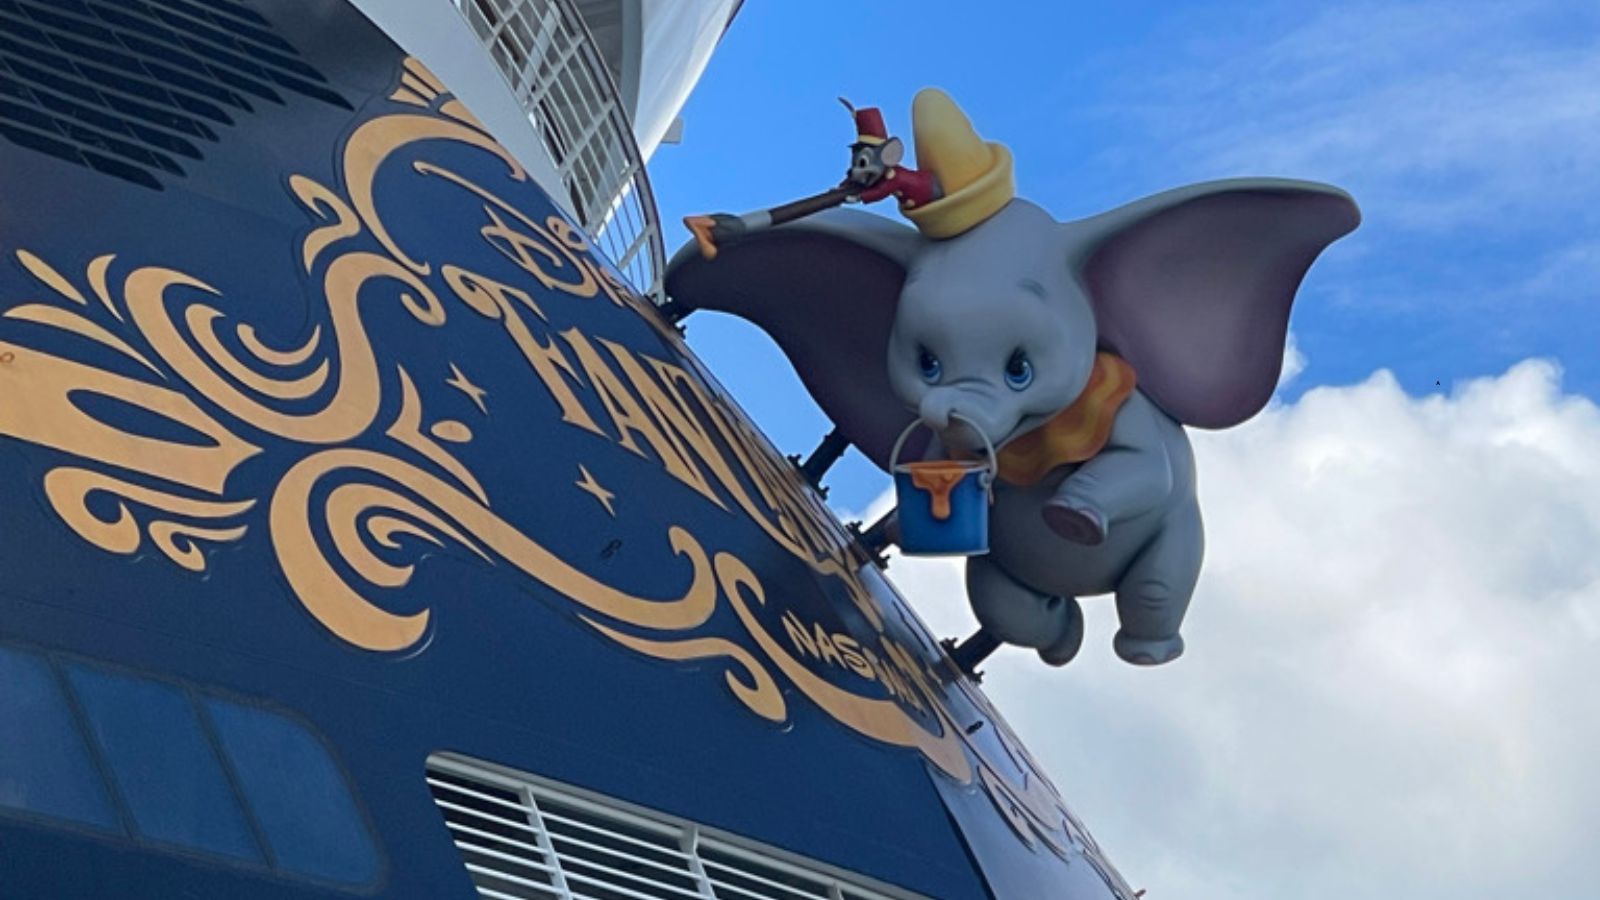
(841, 98), (888, 146)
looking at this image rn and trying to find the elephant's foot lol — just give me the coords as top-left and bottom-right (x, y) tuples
(1037, 597), (1085, 667)
(1113, 631), (1185, 666)
(1111, 503), (1202, 667)
(1042, 498), (1107, 545)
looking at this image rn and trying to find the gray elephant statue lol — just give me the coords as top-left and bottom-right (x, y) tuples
(665, 88), (1360, 669)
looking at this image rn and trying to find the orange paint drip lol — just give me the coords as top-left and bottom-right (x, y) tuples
(908, 461), (976, 521)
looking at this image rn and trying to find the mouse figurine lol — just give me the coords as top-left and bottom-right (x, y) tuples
(668, 88), (1360, 673)
(684, 99), (940, 259)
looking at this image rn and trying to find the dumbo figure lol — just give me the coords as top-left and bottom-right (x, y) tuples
(666, 88), (1359, 668)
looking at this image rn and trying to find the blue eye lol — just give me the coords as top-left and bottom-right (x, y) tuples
(1004, 350), (1033, 390)
(917, 347), (942, 384)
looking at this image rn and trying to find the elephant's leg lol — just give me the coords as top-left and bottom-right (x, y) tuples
(1112, 506), (1204, 666)
(1042, 395), (1184, 546)
(1044, 440), (1173, 546)
(966, 555), (1085, 667)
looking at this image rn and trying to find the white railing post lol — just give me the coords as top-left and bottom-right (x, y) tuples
(452, 0), (669, 304)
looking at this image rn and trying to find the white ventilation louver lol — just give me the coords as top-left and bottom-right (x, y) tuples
(426, 754), (923, 900)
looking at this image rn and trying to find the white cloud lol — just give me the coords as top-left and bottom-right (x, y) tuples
(1276, 331), (1306, 390)
(884, 359), (1600, 899)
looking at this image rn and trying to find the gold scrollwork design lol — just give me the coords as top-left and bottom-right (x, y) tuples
(584, 619), (786, 723)
(43, 467), (252, 572)
(4, 303), (160, 375)
(269, 448), (719, 653)
(343, 112), (526, 277)
(188, 305), (330, 401)
(122, 252), (444, 445)
(291, 175), (363, 273)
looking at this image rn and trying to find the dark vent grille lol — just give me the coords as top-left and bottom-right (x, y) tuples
(0, 0), (349, 190)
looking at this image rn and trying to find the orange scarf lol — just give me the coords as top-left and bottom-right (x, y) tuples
(994, 353), (1137, 486)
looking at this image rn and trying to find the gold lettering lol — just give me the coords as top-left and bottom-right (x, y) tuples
(881, 638), (933, 715)
(602, 343), (733, 511)
(480, 207), (599, 298)
(561, 331), (712, 498)
(412, 161), (599, 300)
(735, 425), (807, 548)
(343, 113), (525, 277)
(716, 553), (971, 781)
(872, 648), (918, 706)
(811, 623), (844, 669)
(582, 257), (632, 308)
(442, 265), (602, 436)
(861, 646), (907, 701)
(655, 368), (782, 508)
(833, 634), (876, 680)
(782, 611), (819, 660)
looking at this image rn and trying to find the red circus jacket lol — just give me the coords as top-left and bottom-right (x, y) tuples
(856, 166), (940, 208)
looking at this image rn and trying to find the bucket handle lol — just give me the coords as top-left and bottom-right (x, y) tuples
(889, 415), (999, 502)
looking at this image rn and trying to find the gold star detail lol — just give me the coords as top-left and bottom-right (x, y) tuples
(574, 465), (616, 517)
(445, 362), (488, 415)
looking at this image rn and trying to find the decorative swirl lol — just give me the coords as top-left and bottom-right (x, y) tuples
(15, 249), (87, 305)
(187, 305), (329, 401)
(542, 216), (590, 252)
(3, 304), (159, 374)
(979, 766), (1043, 852)
(238, 323), (323, 367)
(385, 366), (486, 504)
(270, 448), (718, 653)
(42, 467), (253, 571)
(123, 252), (444, 444)
(148, 521), (249, 573)
(583, 618), (786, 723)
(86, 254), (119, 320)
(342, 113), (527, 276)
(290, 175), (363, 273)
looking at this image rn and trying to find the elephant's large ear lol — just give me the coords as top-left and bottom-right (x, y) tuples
(664, 209), (925, 469)
(1068, 178), (1360, 429)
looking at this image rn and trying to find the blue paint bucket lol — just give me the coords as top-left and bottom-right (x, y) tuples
(890, 419), (997, 557)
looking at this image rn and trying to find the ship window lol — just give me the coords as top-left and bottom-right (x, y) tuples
(203, 697), (381, 886)
(0, 646), (119, 830)
(426, 753), (923, 900)
(0, 641), (383, 890)
(63, 663), (264, 862)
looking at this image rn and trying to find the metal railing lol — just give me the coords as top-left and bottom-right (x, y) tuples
(455, 0), (667, 303)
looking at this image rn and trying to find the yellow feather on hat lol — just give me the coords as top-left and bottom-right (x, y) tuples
(903, 88), (1015, 239)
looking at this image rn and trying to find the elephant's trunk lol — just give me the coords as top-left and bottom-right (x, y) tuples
(918, 391), (959, 432)
(918, 387), (1007, 456)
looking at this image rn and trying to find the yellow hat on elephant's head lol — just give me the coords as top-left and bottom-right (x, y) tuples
(904, 87), (1015, 239)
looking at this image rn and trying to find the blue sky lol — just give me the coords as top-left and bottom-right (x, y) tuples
(650, 0), (1600, 513)
(644, 3), (1600, 897)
